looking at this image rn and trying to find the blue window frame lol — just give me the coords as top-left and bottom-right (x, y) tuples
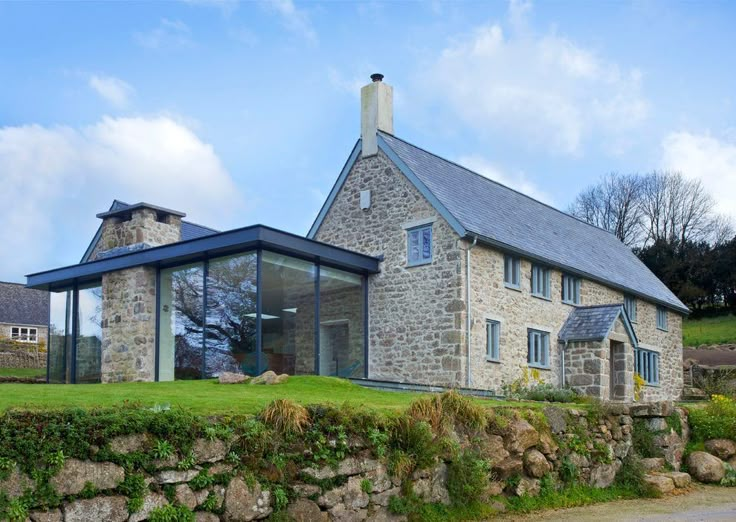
(486, 320), (500, 362)
(635, 348), (659, 385)
(527, 329), (550, 368)
(407, 224), (432, 266)
(504, 255), (520, 289)
(531, 264), (550, 299)
(624, 294), (637, 323)
(561, 274), (580, 304)
(656, 306), (668, 331)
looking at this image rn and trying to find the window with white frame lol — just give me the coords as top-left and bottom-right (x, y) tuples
(656, 306), (668, 331)
(531, 264), (550, 299)
(407, 224), (432, 266)
(486, 320), (500, 362)
(624, 294), (637, 323)
(10, 326), (38, 343)
(527, 329), (550, 368)
(504, 255), (520, 289)
(635, 348), (659, 385)
(561, 274), (581, 304)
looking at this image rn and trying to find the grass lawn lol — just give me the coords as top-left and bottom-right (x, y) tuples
(0, 367), (46, 378)
(0, 376), (576, 416)
(683, 314), (736, 347)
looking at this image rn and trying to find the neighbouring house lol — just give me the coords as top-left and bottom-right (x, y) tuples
(26, 75), (687, 401)
(0, 281), (49, 345)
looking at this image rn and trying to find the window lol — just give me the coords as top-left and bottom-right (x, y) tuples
(504, 255), (520, 288)
(486, 320), (500, 362)
(10, 327), (37, 343)
(407, 225), (432, 266)
(561, 274), (580, 304)
(531, 264), (550, 299)
(624, 295), (637, 323)
(527, 329), (550, 368)
(656, 306), (668, 331)
(635, 348), (659, 385)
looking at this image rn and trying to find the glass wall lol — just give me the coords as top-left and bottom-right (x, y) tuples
(76, 283), (102, 383)
(158, 263), (205, 380)
(206, 252), (257, 376)
(48, 289), (74, 383)
(261, 252), (316, 376)
(319, 267), (365, 378)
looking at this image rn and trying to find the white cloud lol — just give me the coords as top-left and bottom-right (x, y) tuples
(458, 154), (552, 204)
(660, 131), (736, 219)
(264, 0), (317, 43)
(135, 18), (193, 49)
(88, 74), (135, 108)
(0, 116), (244, 281)
(418, 4), (648, 156)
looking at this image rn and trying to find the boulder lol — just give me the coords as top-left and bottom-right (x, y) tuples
(154, 469), (200, 484)
(705, 439), (736, 460)
(492, 456), (523, 480)
(512, 477), (540, 497)
(29, 510), (62, 522)
(224, 477), (272, 521)
(63, 496), (128, 522)
(287, 499), (329, 522)
(663, 471), (691, 488)
(129, 493), (168, 522)
(538, 432), (559, 456)
(504, 419), (539, 454)
(50, 459), (124, 496)
(175, 483), (198, 510)
(589, 461), (621, 489)
(251, 371), (288, 385)
(329, 503), (367, 522)
(523, 449), (551, 478)
(543, 406), (568, 434)
(196, 513), (221, 522)
(0, 465), (34, 499)
(687, 451), (726, 483)
(109, 433), (149, 454)
(477, 434), (509, 466)
(193, 438), (229, 463)
(372, 487), (401, 508)
(643, 474), (675, 495)
(219, 372), (247, 384)
(412, 463), (450, 505)
(640, 457), (665, 472)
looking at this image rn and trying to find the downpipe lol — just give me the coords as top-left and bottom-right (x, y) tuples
(466, 236), (478, 388)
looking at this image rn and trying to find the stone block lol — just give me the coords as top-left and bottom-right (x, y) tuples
(63, 496), (128, 522)
(50, 459), (124, 496)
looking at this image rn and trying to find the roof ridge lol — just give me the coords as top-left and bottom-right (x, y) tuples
(378, 131), (619, 239)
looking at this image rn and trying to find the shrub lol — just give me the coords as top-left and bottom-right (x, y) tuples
(614, 454), (658, 497)
(558, 456), (578, 484)
(408, 396), (446, 434)
(273, 485), (288, 511)
(447, 450), (490, 505)
(632, 418), (660, 458)
(261, 399), (309, 436)
(693, 369), (736, 399)
(149, 505), (195, 522)
(688, 394), (736, 442)
(389, 417), (438, 471)
(440, 390), (488, 431)
(152, 439), (175, 460)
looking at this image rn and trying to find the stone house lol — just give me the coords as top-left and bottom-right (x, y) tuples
(26, 76), (686, 401)
(0, 281), (49, 345)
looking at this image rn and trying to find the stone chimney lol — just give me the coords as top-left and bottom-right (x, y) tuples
(361, 73), (393, 157)
(94, 203), (184, 260)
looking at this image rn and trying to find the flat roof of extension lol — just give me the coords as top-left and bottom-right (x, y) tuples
(26, 225), (382, 291)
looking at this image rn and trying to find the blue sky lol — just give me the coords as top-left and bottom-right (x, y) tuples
(1, 0), (735, 282)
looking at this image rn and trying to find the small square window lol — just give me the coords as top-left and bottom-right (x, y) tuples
(531, 264), (550, 299)
(656, 306), (668, 331)
(624, 295), (637, 323)
(486, 320), (500, 362)
(561, 274), (580, 304)
(635, 348), (660, 385)
(527, 329), (550, 368)
(504, 255), (520, 289)
(407, 224), (433, 267)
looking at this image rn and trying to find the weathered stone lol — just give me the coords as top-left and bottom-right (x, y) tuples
(29, 509), (62, 522)
(287, 499), (329, 522)
(365, 464), (393, 493)
(0, 465), (33, 499)
(368, 506), (408, 522)
(687, 451), (726, 483)
(109, 433), (149, 454)
(209, 462), (235, 475)
(224, 477), (272, 521)
(302, 456), (379, 480)
(251, 371), (279, 385)
(129, 493), (168, 522)
(219, 371), (247, 384)
(63, 496), (128, 522)
(504, 419), (540, 454)
(175, 483), (198, 510)
(567, 452), (589, 469)
(193, 438), (229, 463)
(589, 461), (621, 488)
(513, 477), (541, 497)
(646, 418), (668, 431)
(492, 456), (523, 480)
(195, 513), (221, 522)
(640, 457), (665, 472)
(486, 480), (504, 497)
(372, 487), (401, 507)
(155, 469), (200, 484)
(50, 459), (124, 496)
(663, 471), (691, 488)
(477, 434), (509, 465)
(343, 476), (370, 510)
(317, 486), (344, 509)
(329, 503), (367, 522)
(538, 431), (559, 456)
(643, 474), (675, 495)
(523, 449), (551, 478)
(705, 439), (736, 460)
(153, 454), (179, 469)
(274, 373), (289, 384)
(412, 463), (450, 505)
(292, 482), (321, 497)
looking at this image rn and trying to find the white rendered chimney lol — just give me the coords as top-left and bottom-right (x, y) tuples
(361, 73), (393, 157)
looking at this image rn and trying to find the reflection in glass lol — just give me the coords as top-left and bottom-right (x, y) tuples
(49, 290), (74, 383)
(76, 283), (102, 383)
(205, 252), (257, 376)
(159, 263), (205, 380)
(319, 267), (364, 378)
(261, 252), (316, 376)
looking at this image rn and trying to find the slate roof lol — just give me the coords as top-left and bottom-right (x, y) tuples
(558, 305), (636, 344)
(377, 132), (689, 313)
(0, 281), (49, 326)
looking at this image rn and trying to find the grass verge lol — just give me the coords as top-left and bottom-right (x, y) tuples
(683, 314), (736, 347)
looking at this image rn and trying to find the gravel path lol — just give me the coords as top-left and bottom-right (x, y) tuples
(496, 485), (736, 522)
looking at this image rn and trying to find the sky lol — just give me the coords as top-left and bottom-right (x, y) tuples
(1, 0), (735, 283)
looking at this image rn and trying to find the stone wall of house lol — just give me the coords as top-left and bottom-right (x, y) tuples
(90, 208), (182, 261)
(313, 150), (466, 386)
(101, 267), (157, 382)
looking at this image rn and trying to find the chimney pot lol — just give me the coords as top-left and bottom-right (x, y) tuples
(370, 73), (384, 82)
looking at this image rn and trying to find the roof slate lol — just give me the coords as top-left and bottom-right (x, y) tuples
(558, 305), (630, 343)
(378, 132), (688, 313)
(0, 281), (49, 326)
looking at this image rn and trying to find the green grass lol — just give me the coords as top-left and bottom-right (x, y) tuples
(683, 314), (736, 346)
(0, 367), (45, 378)
(0, 376), (585, 416)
